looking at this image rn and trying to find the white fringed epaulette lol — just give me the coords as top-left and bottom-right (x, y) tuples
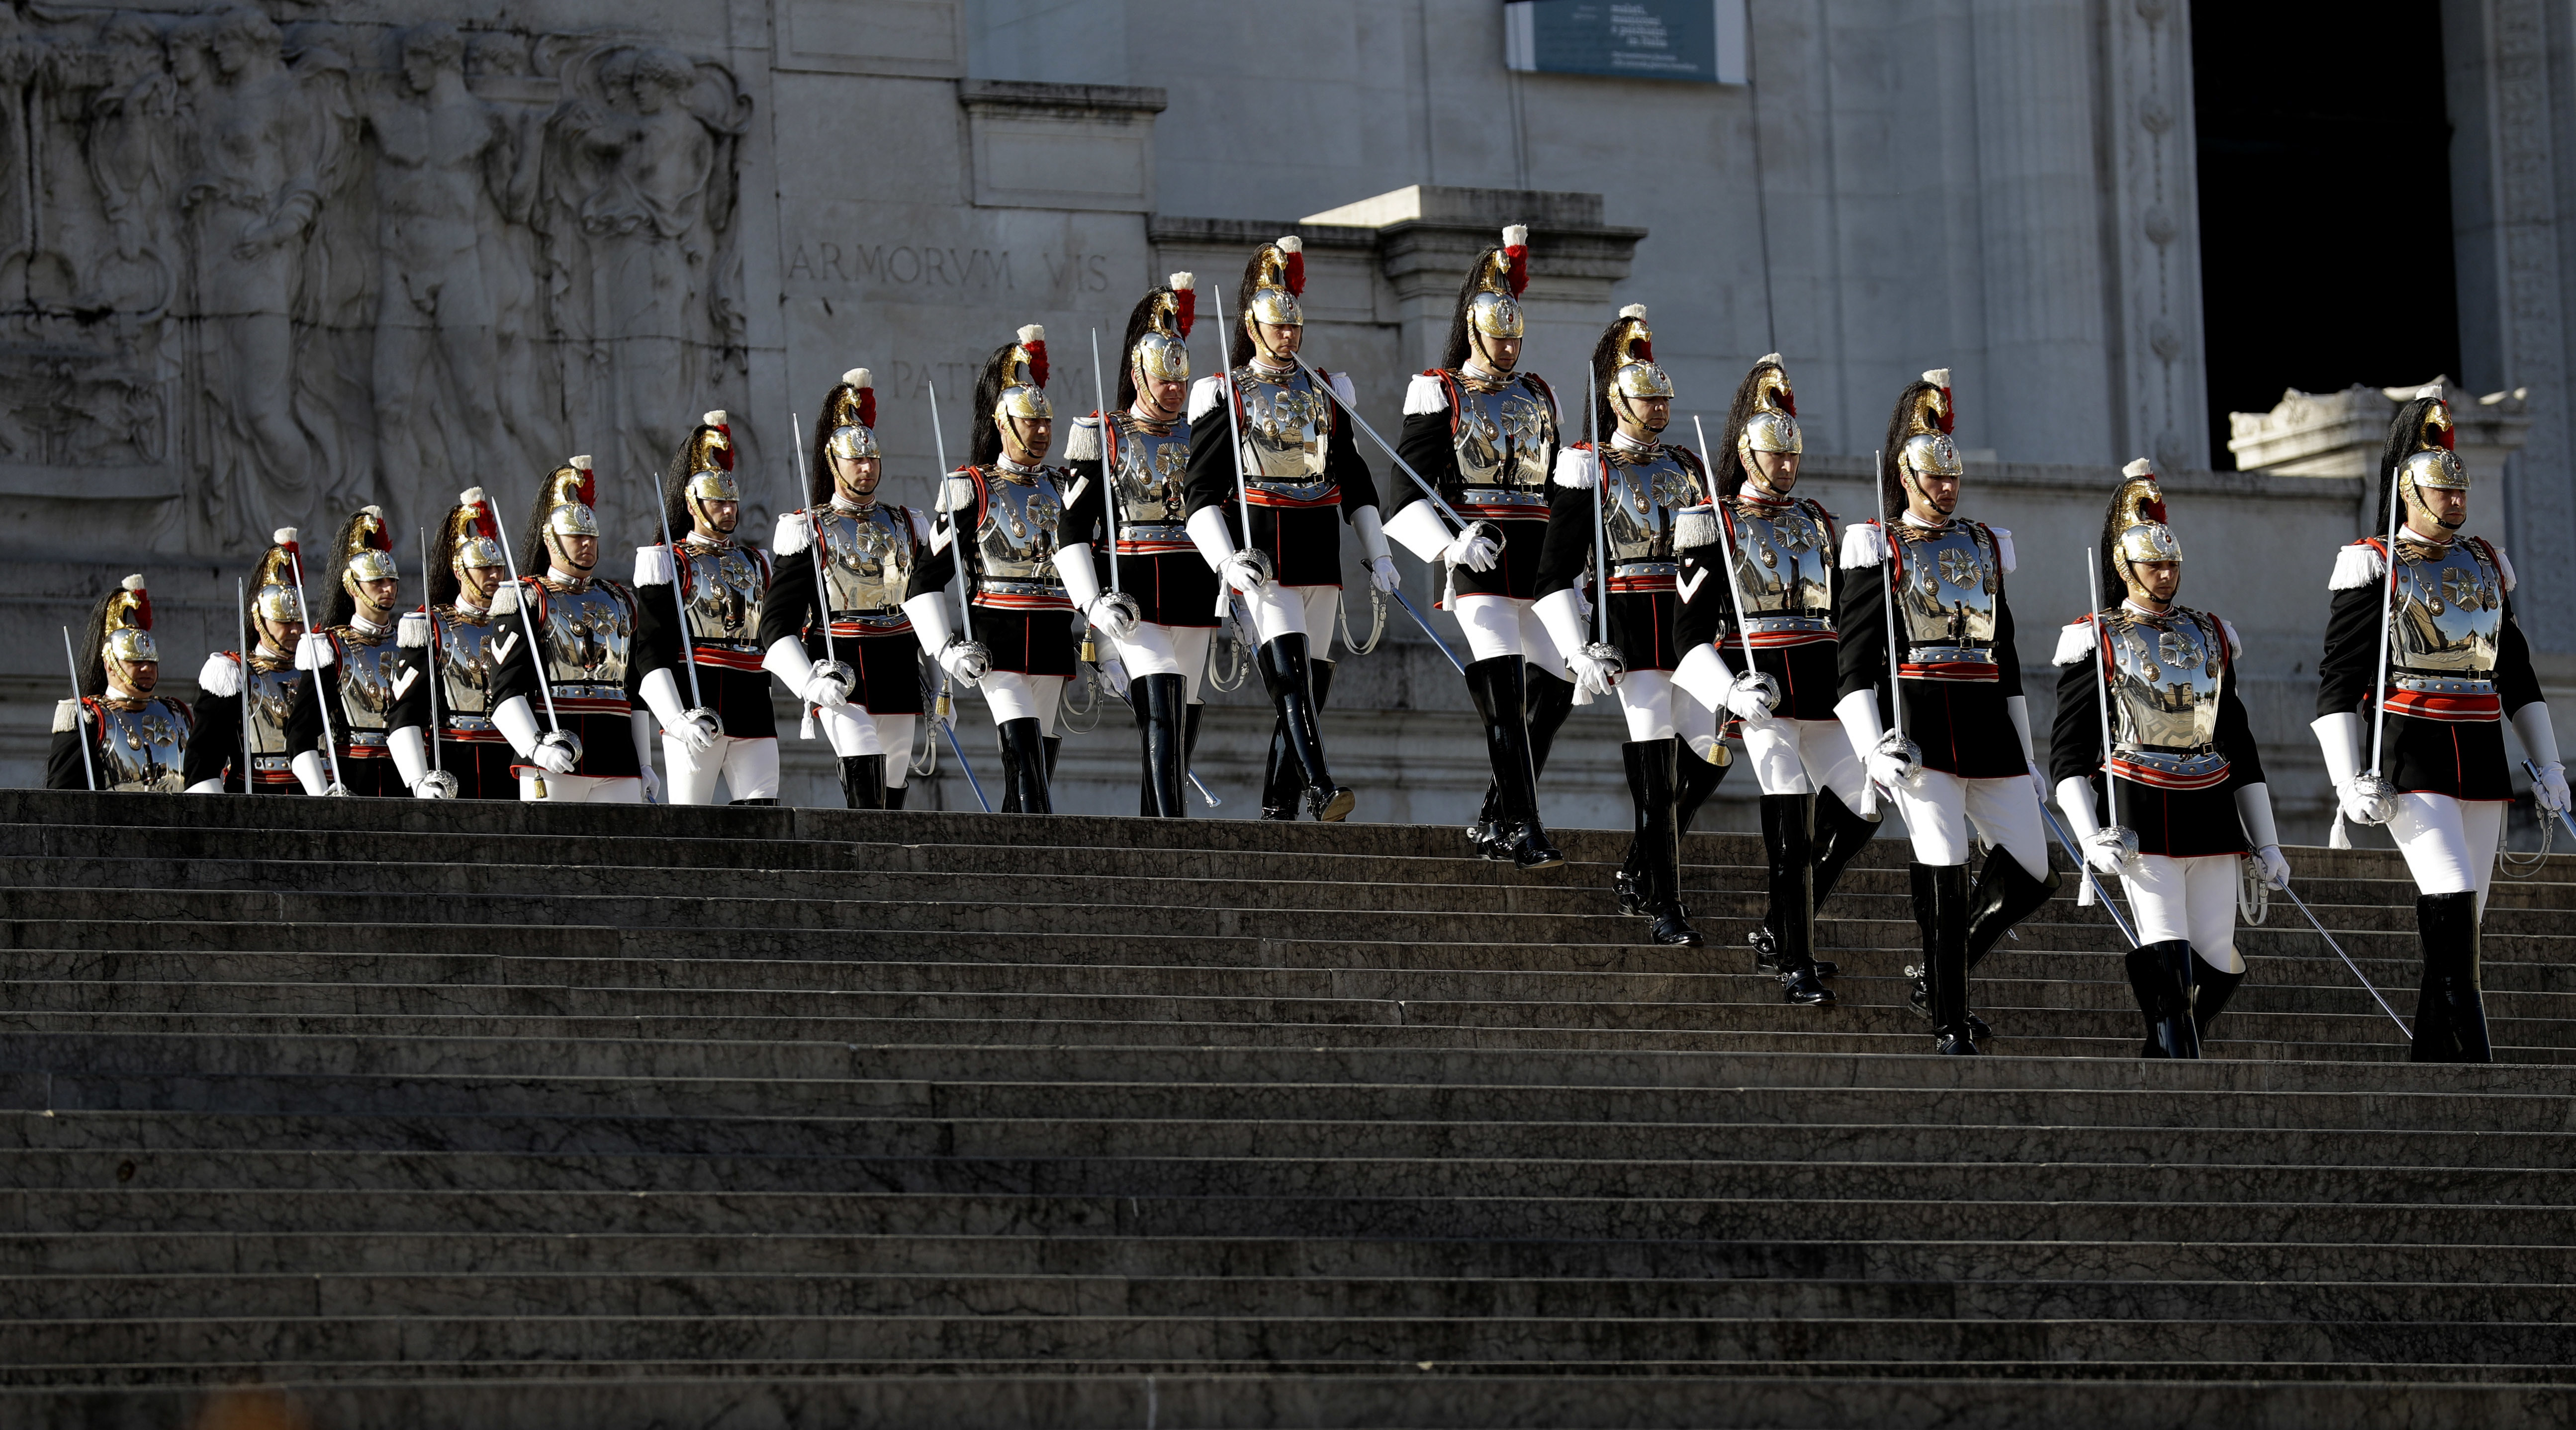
(1839, 520), (1888, 570)
(1672, 504), (1718, 549)
(1063, 414), (1104, 464)
(1988, 525), (2017, 574)
(1186, 375), (1223, 423)
(397, 612), (430, 649)
(1403, 373), (1449, 415)
(774, 509), (812, 556)
(1552, 445), (1597, 490)
(2219, 617), (2243, 660)
(197, 652), (241, 698)
(2052, 617), (2098, 667)
(939, 475), (978, 514)
(2329, 541), (2384, 591)
(2488, 540), (2518, 592)
(633, 544), (675, 587)
(1326, 370), (1356, 405)
(53, 697), (81, 734)
(490, 581), (520, 617)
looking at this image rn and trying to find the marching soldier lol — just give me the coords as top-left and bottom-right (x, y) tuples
(1532, 306), (1709, 948)
(2314, 388), (2564, 1063)
(388, 488), (514, 798)
(1672, 353), (1859, 1002)
(903, 325), (1078, 814)
(488, 457), (652, 803)
(282, 506), (418, 797)
(2053, 461), (2290, 1057)
(1384, 225), (1568, 866)
(1064, 276), (1222, 817)
(634, 411), (782, 805)
(1183, 236), (1392, 823)
(761, 369), (930, 810)
(49, 574), (192, 792)
(183, 530), (315, 794)
(1834, 371), (2058, 1054)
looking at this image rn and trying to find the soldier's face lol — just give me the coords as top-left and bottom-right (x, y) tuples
(831, 453), (881, 500)
(1137, 371), (1187, 420)
(1253, 321), (1302, 362)
(356, 577), (399, 616)
(698, 499), (739, 536)
(2133, 560), (2181, 605)
(1474, 332), (1523, 373)
(2414, 485), (2468, 532)
(110, 658), (159, 696)
(1907, 470), (1959, 521)
(458, 565), (503, 602)
(1750, 449), (1800, 495)
(1616, 393), (1669, 440)
(1001, 415), (1052, 465)
(558, 534), (598, 574)
(258, 613), (304, 652)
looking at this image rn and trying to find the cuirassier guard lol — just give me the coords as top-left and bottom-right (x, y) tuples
(182, 530), (315, 794)
(635, 410), (782, 805)
(904, 325), (1078, 814)
(1064, 276), (1223, 817)
(388, 488), (514, 799)
(488, 457), (651, 803)
(2052, 461), (2289, 1057)
(1385, 225), (1567, 866)
(283, 506), (419, 797)
(50, 574), (192, 792)
(1673, 353), (1858, 1003)
(2314, 388), (2563, 1063)
(1835, 371), (2058, 1054)
(1182, 237), (1390, 822)
(1533, 306), (1710, 948)
(760, 369), (931, 809)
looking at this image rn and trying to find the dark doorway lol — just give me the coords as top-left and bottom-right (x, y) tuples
(2192, 1), (2459, 469)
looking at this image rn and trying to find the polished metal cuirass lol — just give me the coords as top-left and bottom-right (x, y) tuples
(818, 505), (916, 616)
(2392, 539), (2504, 677)
(541, 582), (634, 687)
(1110, 415), (1192, 532)
(975, 468), (1066, 585)
(94, 699), (189, 792)
(1727, 499), (1836, 621)
(1893, 523), (2001, 652)
(333, 628), (401, 733)
(1235, 368), (1332, 496)
(245, 663), (304, 757)
(2107, 607), (2225, 752)
(1603, 446), (1704, 564)
(1452, 374), (1556, 493)
(679, 542), (765, 646)
(435, 609), (500, 716)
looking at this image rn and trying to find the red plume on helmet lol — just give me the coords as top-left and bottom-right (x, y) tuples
(1936, 380), (1956, 435)
(571, 455), (596, 507)
(1284, 248), (1305, 297)
(1014, 324), (1050, 389)
(127, 573), (152, 631)
(1502, 223), (1530, 297)
(471, 497), (498, 541)
(857, 381), (877, 430)
(1778, 378), (1797, 418)
(1173, 274), (1196, 337)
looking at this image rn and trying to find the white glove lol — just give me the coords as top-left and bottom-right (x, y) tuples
(293, 632), (335, 671)
(1443, 522), (1500, 572)
(1367, 555), (1402, 595)
(1562, 645), (1617, 699)
(2337, 779), (2392, 828)
(2537, 763), (2570, 816)
(2311, 710), (2390, 826)
(2254, 845), (2292, 890)
(641, 667), (717, 755)
(1219, 548), (1272, 595)
(290, 749), (331, 797)
(492, 695), (543, 761)
(413, 775), (457, 800)
(799, 668), (852, 709)
(937, 638), (991, 685)
(1724, 671), (1781, 723)
(389, 725), (431, 791)
(1086, 594), (1141, 643)
(764, 636), (850, 710)
(2084, 826), (2140, 877)
(639, 766), (663, 804)
(532, 731), (579, 773)
(1865, 730), (1922, 791)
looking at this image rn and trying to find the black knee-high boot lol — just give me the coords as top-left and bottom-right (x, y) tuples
(1131, 684), (1155, 817)
(839, 754), (886, 810)
(1527, 668), (1575, 779)
(1628, 740), (1729, 919)
(1912, 862), (1977, 1054)
(1464, 656), (1561, 869)
(1258, 635), (1352, 821)
(993, 725), (1021, 814)
(2193, 953), (2244, 1042)
(1621, 740), (1699, 946)
(2125, 940), (2203, 1059)
(998, 717), (1052, 814)
(2410, 890), (2491, 1063)
(885, 781), (909, 809)
(1913, 850), (2060, 1040)
(1750, 782), (1843, 980)
(1760, 794), (1833, 1004)
(1260, 710), (1297, 820)
(1136, 674), (1186, 818)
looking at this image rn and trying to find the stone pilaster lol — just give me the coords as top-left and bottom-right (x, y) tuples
(2100, 0), (2211, 472)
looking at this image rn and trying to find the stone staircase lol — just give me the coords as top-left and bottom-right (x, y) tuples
(2, 788), (2573, 1427)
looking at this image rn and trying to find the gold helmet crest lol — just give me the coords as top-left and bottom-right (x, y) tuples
(824, 369), (880, 463)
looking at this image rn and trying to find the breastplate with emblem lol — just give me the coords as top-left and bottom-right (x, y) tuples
(678, 542), (765, 646)
(94, 699), (189, 792)
(434, 608), (500, 716)
(245, 661), (304, 757)
(541, 582), (633, 686)
(818, 504), (915, 616)
(1603, 446), (1704, 565)
(1451, 373), (1556, 495)
(2107, 607), (2226, 752)
(2392, 539), (2504, 677)
(1235, 367), (1332, 493)
(1110, 414), (1192, 530)
(333, 627), (400, 733)
(1893, 523), (2001, 651)
(1726, 499), (1837, 623)
(975, 468), (1066, 585)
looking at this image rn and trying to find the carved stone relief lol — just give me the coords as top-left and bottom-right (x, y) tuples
(0, 3), (749, 557)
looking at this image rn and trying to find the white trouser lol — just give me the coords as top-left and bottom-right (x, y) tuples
(1741, 715), (1872, 807)
(979, 671), (1067, 734)
(518, 772), (644, 804)
(1453, 591), (1563, 669)
(2388, 791), (2505, 913)
(2122, 853), (2244, 973)
(1595, 669), (1678, 743)
(1115, 621), (1216, 705)
(1891, 769), (2050, 881)
(1241, 583), (1342, 657)
(817, 706), (917, 782)
(664, 732), (781, 804)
